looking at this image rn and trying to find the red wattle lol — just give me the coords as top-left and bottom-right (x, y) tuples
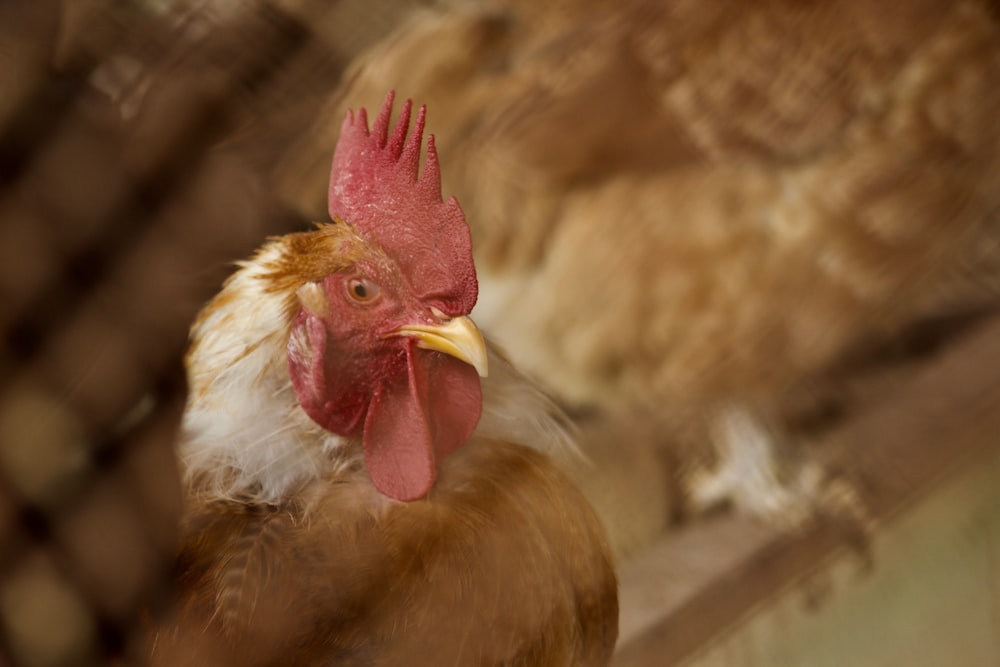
(288, 310), (368, 436)
(362, 345), (482, 501)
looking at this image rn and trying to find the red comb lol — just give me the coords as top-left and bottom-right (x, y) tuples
(328, 91), (477, 316)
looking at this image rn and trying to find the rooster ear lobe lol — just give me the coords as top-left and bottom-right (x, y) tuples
(296, 282), (329, 318)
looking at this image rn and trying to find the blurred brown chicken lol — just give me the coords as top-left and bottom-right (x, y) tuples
(266, 0), (1000, 552)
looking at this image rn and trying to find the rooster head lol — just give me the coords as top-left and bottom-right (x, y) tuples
(285, 92), (486, 502)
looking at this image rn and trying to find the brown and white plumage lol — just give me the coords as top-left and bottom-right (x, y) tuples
(149, 94), (617, 666)
(154, 437), (616, 666)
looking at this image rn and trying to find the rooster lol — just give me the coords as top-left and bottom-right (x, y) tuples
(147, 93), (618, 666)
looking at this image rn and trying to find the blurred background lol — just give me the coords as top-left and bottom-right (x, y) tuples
(2, 0), (999, 665)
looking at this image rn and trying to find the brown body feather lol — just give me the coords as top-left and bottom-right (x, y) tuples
(151, 438), (617, 667)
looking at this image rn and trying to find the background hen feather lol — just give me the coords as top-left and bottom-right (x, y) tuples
(266, 0), (1000, 555)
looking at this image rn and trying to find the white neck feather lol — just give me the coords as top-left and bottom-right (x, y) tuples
(180, 248), (351, 505)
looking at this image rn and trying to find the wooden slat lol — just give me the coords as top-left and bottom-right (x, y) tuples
(614, 315), (1000, 666)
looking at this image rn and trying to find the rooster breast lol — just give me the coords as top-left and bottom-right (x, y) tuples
(151, 435), (617, 667)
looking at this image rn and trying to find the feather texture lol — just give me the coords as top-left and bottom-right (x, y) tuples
(181, 234), (356, 504)
(154, 439), (617, 666)
(264, 0), (1000, 548)
(153, 94), (617, 664)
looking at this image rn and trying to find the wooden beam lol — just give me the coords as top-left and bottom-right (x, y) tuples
(614, 315), (1000, 665)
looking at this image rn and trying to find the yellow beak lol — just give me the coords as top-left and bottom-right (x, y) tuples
(392, 316), (489, 378)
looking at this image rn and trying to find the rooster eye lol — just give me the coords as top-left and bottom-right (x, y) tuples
(346, 277), (381, 305)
